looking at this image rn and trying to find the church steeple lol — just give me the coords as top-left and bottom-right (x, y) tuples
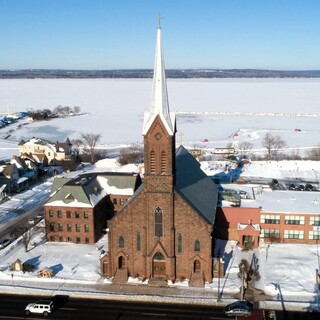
(143, 19), (175, 136)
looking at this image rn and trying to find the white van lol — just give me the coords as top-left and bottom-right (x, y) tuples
(25, 300), (54, 316)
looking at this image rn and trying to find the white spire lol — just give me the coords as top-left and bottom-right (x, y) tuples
(143, 21), (175, 136)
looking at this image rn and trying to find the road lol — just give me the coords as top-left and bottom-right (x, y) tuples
(0, 204), (44, 239)
(0, 294), (231, 320)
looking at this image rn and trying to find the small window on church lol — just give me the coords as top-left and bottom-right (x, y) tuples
(119, 236), (125, 248)
(177, 233), (182, 254)
(136, 232), (141, 251)
(161, 150), (166, 174)
(194, 239), (201, 252)
(150, 150), (156, 174)
(154, 207), (163, 237)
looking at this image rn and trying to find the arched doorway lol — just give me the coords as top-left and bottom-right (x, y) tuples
(118, 255), (126, 269)
(152, 252), (166, 278)
(194, 259), (201, 273)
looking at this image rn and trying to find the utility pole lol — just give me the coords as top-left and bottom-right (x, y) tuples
(217, 257), (221, 302)
(240, 263), (245, 301)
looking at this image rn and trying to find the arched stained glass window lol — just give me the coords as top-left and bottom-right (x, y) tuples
(154, 206), (163, 237)
(177, 233), (182, 254)
(194, 239), (201, 252)
(136, 232), (141, 251)
(119, 236), (124, 248)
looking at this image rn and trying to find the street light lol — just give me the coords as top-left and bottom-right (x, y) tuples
(217, 256), (224, 302)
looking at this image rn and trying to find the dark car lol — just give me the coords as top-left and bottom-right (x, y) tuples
(297, 184), (305, 191)
(0, 238), (12, 249)
(305, 184), (313, 191)
(288, 183), (296, 190)
(224, 300), (253, 318)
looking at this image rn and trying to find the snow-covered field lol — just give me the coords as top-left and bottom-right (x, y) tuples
(1, 78), (320, 159)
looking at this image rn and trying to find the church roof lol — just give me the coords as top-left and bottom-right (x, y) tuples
(143, 24), (175, 136)
(175, 146), (218, 224)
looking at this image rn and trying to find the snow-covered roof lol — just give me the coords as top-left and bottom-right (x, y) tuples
(241, 189), (320, 214)
(45, 172), (140, 208)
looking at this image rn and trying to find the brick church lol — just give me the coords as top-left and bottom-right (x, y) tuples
(100, 23), (218, 287)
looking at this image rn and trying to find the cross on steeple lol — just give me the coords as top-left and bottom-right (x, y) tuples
(157, 14), (163, 28)
(179, 131), (184, 145)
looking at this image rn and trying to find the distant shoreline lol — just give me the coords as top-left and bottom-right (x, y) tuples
(1, 69), (320, 79)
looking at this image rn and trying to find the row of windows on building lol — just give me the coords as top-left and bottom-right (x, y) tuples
(49, 209), (89, 219)
(260, 215), (320, 226)
(260, 229), (320, 240)
(117, 232), (201, 252)
(49, 236), (90, 243)
(49, 223), (90, 233)
(112, 198), (127, 206)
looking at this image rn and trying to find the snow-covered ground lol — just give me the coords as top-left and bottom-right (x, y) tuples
(0, 159), (319, 310)
(0, 78), (320, 309)
(1, 78), (320, 159)
(0, 225), (319, 311)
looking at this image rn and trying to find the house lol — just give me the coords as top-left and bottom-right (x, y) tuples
(43, 172), (142, 244)
(19, 137), (72, 165)
(0, 162), (28, 193)
(100, 24), (218, 287)
(215, 185), (320, 248)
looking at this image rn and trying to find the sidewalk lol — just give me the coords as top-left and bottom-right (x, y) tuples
(0, 276), (232, 306)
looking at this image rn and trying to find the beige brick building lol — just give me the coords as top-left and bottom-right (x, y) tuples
(100, 25), (218, 287)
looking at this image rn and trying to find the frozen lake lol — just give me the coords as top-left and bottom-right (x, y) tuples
(1, 78), (320, 158)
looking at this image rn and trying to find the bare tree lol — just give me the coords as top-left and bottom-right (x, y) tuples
(71, 138), (83, 155)
(307, 144), (320, 160)
(262, 133), (286, 160)
(273, 135), (286, 159)
(81, 133), (102, 164)
(262, 133), (275, 159)
(73, 106), (81, 114)
(118, 144), (143, 165)
(238, 141), (253, 157)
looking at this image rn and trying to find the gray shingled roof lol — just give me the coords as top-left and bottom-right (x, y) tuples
(46, 172), (141, 207)
(175, 145), (218, 224)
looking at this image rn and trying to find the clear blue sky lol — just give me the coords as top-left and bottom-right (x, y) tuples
(1, 0), (320, 70)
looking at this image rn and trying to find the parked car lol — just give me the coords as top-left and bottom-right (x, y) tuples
(224, 300), (253, 318)
(25, 300), (54, 317)
(0, 238), (12, 249)
(305, 184), (313, 191)
(288, 183), (296, 190)
(297, 184), (305, 191)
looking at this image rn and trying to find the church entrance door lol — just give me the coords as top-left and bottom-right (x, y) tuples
(118, 256), (126, 269)
(152, 252), (166, 277)
(194, 260), (201, 272)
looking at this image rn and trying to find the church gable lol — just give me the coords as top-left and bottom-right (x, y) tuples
(144, 115), (174, 176)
